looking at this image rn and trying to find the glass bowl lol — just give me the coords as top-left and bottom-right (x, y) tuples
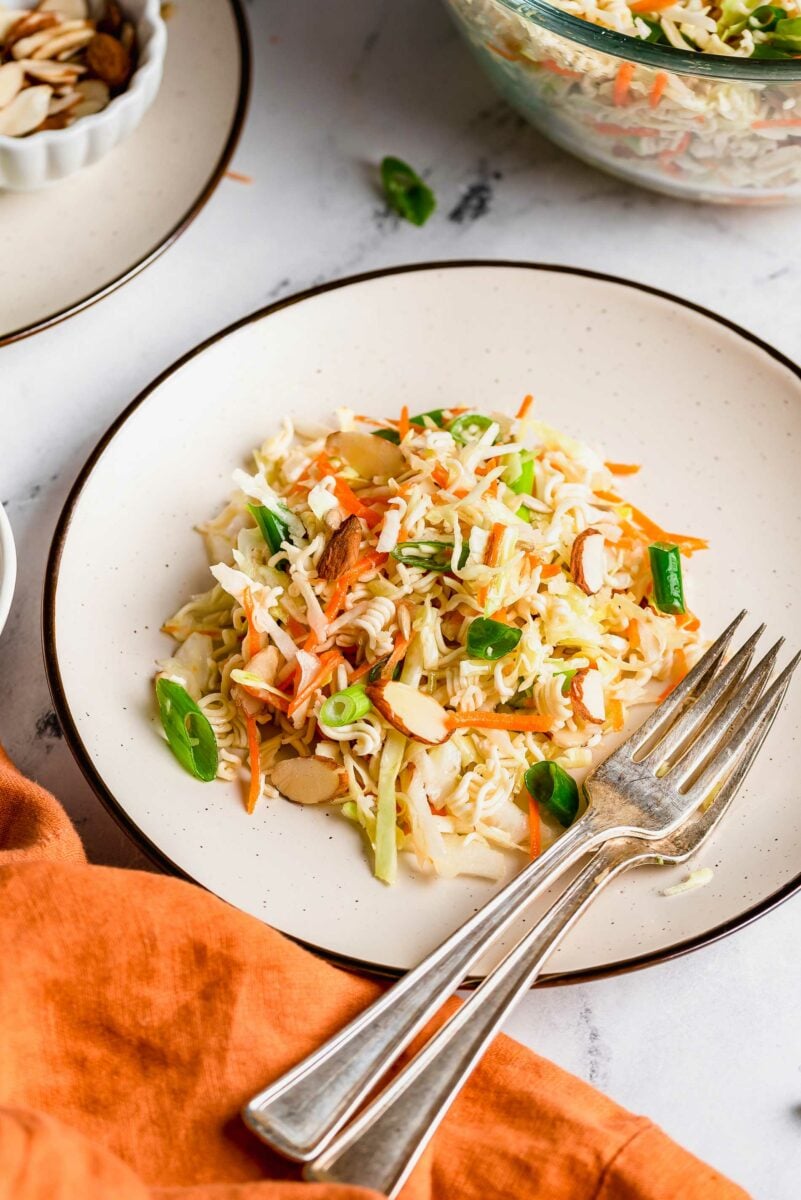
(443, 0), (801, 203)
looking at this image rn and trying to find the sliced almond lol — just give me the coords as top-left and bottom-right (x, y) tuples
(326, 431), (406, 481)
(38, 0), (89, 17)
(317, 513), (361, 581)
(0, 62), (24, 110)
(48, 91), (80, 115)
(570, 527), (605, 596)
(0, 83), (52, 136)
(35, 27), (96, 61)
(11, 27), (64, 58)
(366, 680), (451, 745)
(38, 110), (74, 129)
(5, 10), (58, 47)
(19, 57), (83, 84)
(271, 756), (342, 805)
(119, 18), (135, 51)
(0, 11), (28, 42)
(84, 30), (130, 84)
(71, 77), (108, 116)
(569, 668), (606, 725)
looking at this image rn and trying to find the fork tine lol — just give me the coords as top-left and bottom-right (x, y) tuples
(619, 610), (747, 758)
(684, 651), (801, 807)
(668, 638), (783, 787)
(644, 624), (765, 772)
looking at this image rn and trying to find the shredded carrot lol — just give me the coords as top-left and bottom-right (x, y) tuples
(659, 131), (691, 163)
(323, 580), (348, 623)
(630, 0), (674, 11)
(312, 451), (336, 477)
(288, 650), (343, 717)
(613, 62), (635, 107)
(649, 71), (669, 108)
(657, 649), (688, 702)
(239, 683), (290, 712)
(605, 461), (641, 475)
(540, 58), (583, 80)
(516, 394), (534, 420)
(242, 590), (260, 660)
(382, 631), (410, 679)
(595, 489), (624, 504)
(354, 414), (397, 429)
(485, 522), (505, 568)
(627, 504), (708, 554)
(540, 563), (562, 579)
(626, 619), (641, 651)
(607, 699), (625, 732)
(489, 608), (508, 623)
(398, 405), (410, 441)
(348, 658), (376, 683)
(332, 477), (382, 527)
(487, 40), (520, 61)
(245, 714), (261, 814)
(447, 711), (554, 733)
(592, 122), (660, 137)
(342, 550), (388, 587)
(528, 794), (541, 859)
(752, 118), (801, 129)
(675, 611), (701, 633)
(225, 169), (253, 184)
(431, 463), (450, 489)
(285, 615), (307, 641)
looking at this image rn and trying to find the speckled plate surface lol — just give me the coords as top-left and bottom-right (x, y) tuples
(44, 262), (801, 982)
(0, 0), (249, 346)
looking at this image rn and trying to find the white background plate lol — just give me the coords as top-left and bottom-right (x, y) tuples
(45, 262), (801, 980)
(0, 0), (249, 346)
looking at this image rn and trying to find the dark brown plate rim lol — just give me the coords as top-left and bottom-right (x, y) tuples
(42, 259), (801, 985)
(0, 0), (251, 349)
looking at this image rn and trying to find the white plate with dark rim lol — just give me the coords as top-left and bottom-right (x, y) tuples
(0, 0), (249, 347)
(44, 261), (801, 982)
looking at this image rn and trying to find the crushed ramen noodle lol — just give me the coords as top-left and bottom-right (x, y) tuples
(155, 398), (706, 884)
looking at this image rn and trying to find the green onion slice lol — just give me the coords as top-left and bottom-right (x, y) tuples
(524, 760), (579, 828)
(373, 428), (401, 444)
(248, 503), (291, 565)
(648, 542), (686, 615)
(156, 678), (218, 782)
(391, 541), (469, 572)
(319, 685), (372, 728)
(367, 657), (403, 684)
(466, 617), (522, 661)
(748, 4), (784, 28)
(448, 412), (498, 446)
(554, 667), (577, 695)
(380, 156), (436, 227)
(505, 450), (535, 497)
(371, 410), (445, 446)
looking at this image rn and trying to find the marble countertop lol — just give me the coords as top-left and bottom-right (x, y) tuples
(2, 1), (800, 1194)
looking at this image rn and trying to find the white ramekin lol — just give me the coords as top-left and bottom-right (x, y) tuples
(0, 0), (167, 190)
(0, 503), (16, 637)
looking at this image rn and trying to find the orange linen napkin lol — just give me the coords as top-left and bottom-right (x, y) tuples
(0, 745), (748, 1200)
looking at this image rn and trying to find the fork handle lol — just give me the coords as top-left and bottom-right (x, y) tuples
(305, 839), (634, 1198)
(243, 810), (608, 1160)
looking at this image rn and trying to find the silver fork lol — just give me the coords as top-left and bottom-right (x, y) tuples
(243, 614), (764, 1161)
(305, 643), (797, 1197)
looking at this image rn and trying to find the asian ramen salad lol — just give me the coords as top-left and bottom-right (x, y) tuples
(154, 398), (707, 886)
(449, 0), (801, 199)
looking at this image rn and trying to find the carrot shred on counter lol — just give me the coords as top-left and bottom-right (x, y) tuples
(517, 394), (534, 419)
(657, 649), (688, 702)
(607, 699), (625, 732)
(242, 589), (261, 660)
(605, 461), (641, 475)
(288, 650), (343, 717)
(225, 169), (253, 184)
(447, 711), (554, 733)
(528, 794), (542, 859)
(245, 714), (261, 814)
(398, 405), (410, 440)
(649, 71), (669, 107)
(613, 62), (635, 107)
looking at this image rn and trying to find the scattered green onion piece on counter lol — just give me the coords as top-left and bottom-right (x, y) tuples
(155, 678), (218, 782)
(391, 540), (470, 572)
(380, 156), (436, 227)
(524, 760), (579, 828)
(648, 542), (686, 615)
(466, 617), (522, 661)
(248, 503), (291, 566)
(448, 412), (497, 446)
(319, 685), (372, 727)
(748, 4), (784, 29)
